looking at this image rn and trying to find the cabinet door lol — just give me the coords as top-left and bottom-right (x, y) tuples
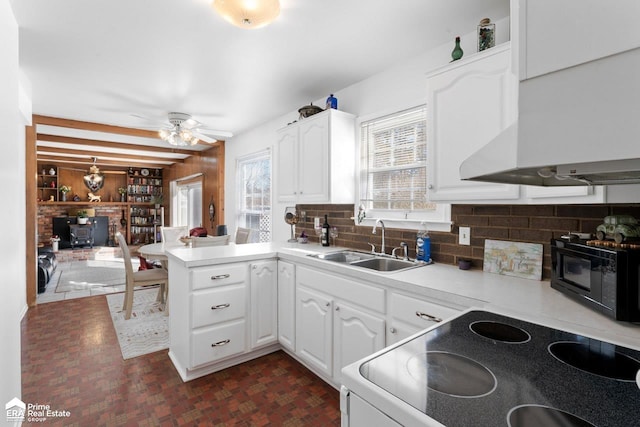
(333, 302), (385, 383)
(250, 260), (278, 349)
(298, 114), (329, 202)
(296, 286), (333, 377)
(276, 126), (298, 202)
(427, 46), (520, 202)
(277, 260), (296, 352)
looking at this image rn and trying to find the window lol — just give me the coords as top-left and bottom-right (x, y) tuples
(358, 106), (450, 231)
(237, 151), (271, 242)
(171, 176), (203, 230)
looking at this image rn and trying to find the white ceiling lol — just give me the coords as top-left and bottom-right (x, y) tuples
(11, 0), (509, 166)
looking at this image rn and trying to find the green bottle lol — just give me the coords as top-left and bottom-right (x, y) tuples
(451, 36), (463, 62)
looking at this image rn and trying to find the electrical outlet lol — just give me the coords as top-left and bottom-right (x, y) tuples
(459, 227), (471, 245)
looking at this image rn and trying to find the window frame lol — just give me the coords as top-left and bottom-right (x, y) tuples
(235, 150), (272, 242)
(355, 104), (451, 232)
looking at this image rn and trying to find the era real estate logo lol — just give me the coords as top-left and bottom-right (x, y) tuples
(5, 398), (71, 423)
(5, 398), (25, 422)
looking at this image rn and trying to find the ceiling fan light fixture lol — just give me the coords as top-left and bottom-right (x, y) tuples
(213, 0), (280, 29)
(159, 129), (171, 140)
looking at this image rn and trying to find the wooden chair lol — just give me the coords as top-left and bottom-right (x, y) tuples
(116, 232), (169, 320)
(160, 226), (188, 243)
(235, 227), (256, 244)
(191, 235), (231, 247)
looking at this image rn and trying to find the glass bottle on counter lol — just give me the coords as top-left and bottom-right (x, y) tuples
(321, 215), (330, 247)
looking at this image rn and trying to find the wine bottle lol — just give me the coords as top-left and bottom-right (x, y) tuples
(321, 215), (330, 247)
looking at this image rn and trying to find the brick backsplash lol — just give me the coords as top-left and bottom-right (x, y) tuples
(295, 203), (640, 279)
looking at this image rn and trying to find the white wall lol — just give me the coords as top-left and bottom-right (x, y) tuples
(225, 18), (509, 242)
(0, 0), (28, 415)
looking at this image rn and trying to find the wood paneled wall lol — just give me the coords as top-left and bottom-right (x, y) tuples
(50, 165), (128, 203)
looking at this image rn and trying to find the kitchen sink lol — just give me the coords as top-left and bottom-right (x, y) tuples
(310, 251), (375, 263)
(309, 250), (424, 273)
(351, 257), (420, 272)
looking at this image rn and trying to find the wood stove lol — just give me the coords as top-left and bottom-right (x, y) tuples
(69, 224), (94, 248)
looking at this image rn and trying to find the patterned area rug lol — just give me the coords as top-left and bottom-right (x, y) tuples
(106, 288), (169, 359)
(55, 259), (132, 293)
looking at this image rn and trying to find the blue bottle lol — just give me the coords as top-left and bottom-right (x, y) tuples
(416, 227), (431, 262)
(326, 94), (337, 110)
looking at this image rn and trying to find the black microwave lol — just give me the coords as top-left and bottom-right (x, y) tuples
(551, 238), (640, 322)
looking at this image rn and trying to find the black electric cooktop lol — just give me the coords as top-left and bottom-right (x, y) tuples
(359, 310), (640, 427)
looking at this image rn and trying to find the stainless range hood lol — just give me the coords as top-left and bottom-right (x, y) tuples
(460, 47), (640, 186)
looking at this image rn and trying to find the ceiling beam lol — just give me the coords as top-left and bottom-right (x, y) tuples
(33, 115), (161, 139)
(36, 146), (184, 164)
(37, 133), (196, 156)
(36, 154), (172, 169)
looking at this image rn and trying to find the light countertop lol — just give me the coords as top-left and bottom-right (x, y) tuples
(166, 241), (640, 350)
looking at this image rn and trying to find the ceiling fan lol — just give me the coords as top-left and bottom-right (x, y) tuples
(135, 112), (233, 146)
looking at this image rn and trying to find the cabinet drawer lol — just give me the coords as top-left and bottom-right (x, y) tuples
(191, 284), (246, 328)
(191, 320), (246, 367)
(191, 263), (247, 290)
(390, 293), (460, 329)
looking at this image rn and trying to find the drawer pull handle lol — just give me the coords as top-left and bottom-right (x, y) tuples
(211, 303), (230, 310)
(211, 274), (230, 280)
(416, 311), (442, 323)
(211, 339), (231, 347)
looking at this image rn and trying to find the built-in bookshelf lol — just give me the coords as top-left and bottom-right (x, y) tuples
(126, 168), (164, 244)
(127, 168), (163, 203)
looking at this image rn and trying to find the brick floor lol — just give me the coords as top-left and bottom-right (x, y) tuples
(21, 295), (340, 426)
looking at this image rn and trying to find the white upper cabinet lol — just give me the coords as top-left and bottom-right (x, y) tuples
(427, 44), (520, 203)
(276, 109), (355, 204)
(514, 0), (640, 80)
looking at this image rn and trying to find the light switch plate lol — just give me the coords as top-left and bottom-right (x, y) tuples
(459, 227), (471, 245)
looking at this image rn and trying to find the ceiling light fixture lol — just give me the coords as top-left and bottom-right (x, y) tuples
(213, 0), (280, 29)
(158, 113), (201, 146)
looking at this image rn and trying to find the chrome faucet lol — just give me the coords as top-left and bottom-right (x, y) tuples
(372, 219), (385, 254)
(400, 241), (409, 261)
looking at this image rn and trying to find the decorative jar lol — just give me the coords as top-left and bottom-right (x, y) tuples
(477, 18), (495, 52)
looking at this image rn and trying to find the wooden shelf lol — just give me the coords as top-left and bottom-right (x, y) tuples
(37, 201), (132, 206)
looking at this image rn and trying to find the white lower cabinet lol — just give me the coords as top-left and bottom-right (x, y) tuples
(277, 260), (296, 352)
(387, 292), (462, 345)
(295, 266), (386, 385)
(296, 286), (334, 377)
(169, 259), (280, 382)
(250, 260), (278, 349)
(333, 302), (385, 384)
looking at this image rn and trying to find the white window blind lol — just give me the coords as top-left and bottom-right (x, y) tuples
(360, 106), (436, 211)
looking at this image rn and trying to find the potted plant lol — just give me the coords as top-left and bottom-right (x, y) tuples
(59, 185), (71, 202)
(151, 194), (164, 208)
(118, 187), (127, 202)
(77, 210), (89, 225)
